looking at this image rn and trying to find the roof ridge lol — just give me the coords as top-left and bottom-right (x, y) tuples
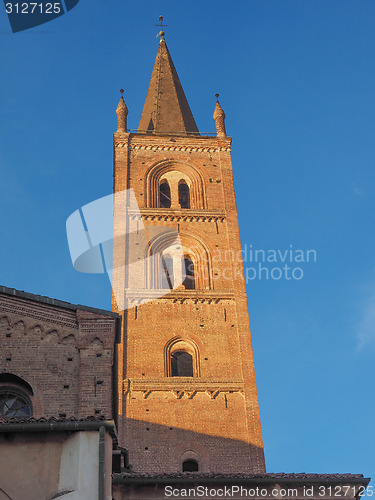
(0, 284), (120, 317)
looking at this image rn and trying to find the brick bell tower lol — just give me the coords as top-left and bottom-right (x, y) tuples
(112, 26), (265, 474)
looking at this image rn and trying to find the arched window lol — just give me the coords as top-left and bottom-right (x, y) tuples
(182, 256), (195, 290)
(182, 459), (199, 472)
(0, 374), (33, 419)
(0, 390), (31, 418)
(171, 351), (194, 377)
(159, 180), (171, 208)
(165, 338), (200, 377)
(161, 255), (174, 289)
(178, 181), (190, 209)
(146, 162), (206, 209)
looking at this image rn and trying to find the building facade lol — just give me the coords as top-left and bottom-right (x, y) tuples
(0, 286), (120, 500)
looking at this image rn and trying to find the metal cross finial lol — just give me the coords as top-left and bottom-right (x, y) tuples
(156, 15), (167, 31)
(156, 15), (167, 40)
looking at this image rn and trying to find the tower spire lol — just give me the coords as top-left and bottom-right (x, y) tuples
(213, 93), (227, 138)
(116, 89), (128, 133)
(138, 22), (199, 135)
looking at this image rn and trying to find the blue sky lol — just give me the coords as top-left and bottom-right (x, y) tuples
(0, 0), (374, 479)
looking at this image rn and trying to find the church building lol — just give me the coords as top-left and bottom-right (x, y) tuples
(0, 22), (370, 500)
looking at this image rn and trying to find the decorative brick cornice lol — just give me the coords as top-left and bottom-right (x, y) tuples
(115, 142), (231, 153)
(128, 208), (225, 223)
(122, 290), (235, 305)
(0, 293), (120, 348)
(0, 295), (78, 330)
(124, 378), (244, 400)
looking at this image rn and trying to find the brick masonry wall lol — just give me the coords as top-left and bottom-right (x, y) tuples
(113, 132), (265, 474)
(0, 294), (118, 419)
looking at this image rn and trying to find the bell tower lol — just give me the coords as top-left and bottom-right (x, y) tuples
(112, 28), (265, 474)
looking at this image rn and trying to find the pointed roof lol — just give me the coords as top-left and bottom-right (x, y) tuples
(213, 100), (225, 120)
(116, 95), (128, 116)
(138, 39), (199, 135)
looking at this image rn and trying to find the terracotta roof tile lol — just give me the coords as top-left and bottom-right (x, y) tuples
(0, 415), (107, 425)
(113, 472), (368, 481)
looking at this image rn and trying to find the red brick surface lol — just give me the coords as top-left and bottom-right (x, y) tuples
(112, 129), (265, 473)
(0, 293), (118, 420)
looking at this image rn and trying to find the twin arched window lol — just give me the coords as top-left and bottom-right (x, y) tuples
(147, 162), (205, 210)
(159, 179), (190, 209)
(161, 255), (195, 290)
(148, 232), (212, 291)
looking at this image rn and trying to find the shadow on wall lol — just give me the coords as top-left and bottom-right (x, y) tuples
(119, 417), (265, 475)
